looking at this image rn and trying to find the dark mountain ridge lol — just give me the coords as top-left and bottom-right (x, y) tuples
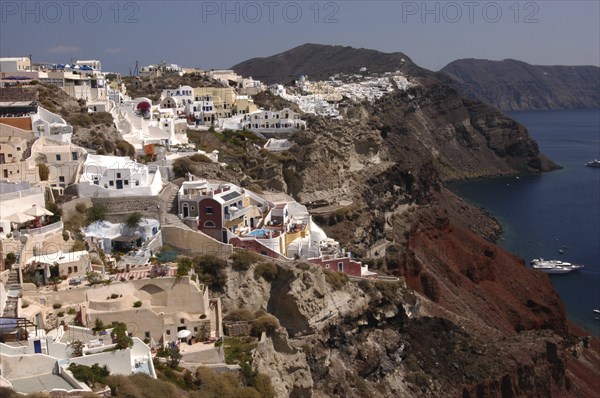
(440, 58), (600, 111)
(232, 43), (427, 84)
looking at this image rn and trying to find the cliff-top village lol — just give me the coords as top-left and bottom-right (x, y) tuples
(0, 56), (410, 395)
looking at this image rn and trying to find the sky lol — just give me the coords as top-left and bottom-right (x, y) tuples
(1, 1), (599, 74)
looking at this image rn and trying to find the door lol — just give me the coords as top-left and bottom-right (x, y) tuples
(33, 339), (42, 354)
(116, 180), (123, 189)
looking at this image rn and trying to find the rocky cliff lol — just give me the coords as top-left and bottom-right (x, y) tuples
(217, 45), (600, 397)
(440, 59), (600, 111)
(223, 260), (599, 397)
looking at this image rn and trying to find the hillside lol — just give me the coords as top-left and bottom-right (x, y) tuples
(231, 43), (428, 84)
(440, 58), (600, 111)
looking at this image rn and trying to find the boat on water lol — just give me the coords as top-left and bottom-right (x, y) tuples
(585, 159), (600, 168)
(530, 258), (584, 274)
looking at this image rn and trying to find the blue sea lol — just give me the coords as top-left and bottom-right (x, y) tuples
(450, 109), (600, 337)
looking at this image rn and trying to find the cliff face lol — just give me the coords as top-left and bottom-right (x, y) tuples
(224, 261), (598, 398)
(211, 64), (600, 395)
(440, 59), (600, 111)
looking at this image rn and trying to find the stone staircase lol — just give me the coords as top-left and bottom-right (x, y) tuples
(6, 268), (20, 289)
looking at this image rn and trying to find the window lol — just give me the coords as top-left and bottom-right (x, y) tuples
(109, 181), (114, 186)
(124, 180), (129, 186)
(56, 154), (61, 161)
(145, 331), (150, 338)
(190, 206), (195, 211)
(203, 221), (216, 228)
(180, 318), (185, 324)
(74, 266), (78, 272)
(205, 206), (213, 215)
(166, 330), (171, 335)
(135, 181), (140, 186)
(16, 147), (21, 151)
(193, 327), (198, 332)
(116, 173), (121, 178)
(72, 152), (78, 161)
(59, 176), (65, 182)
(68, 267), (72, 274)
(7, 154), (12, 158)
(337, 262), (343, 272)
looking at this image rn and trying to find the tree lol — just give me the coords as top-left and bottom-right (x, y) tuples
(176, 257), (193, 279)
(4, 252), (16, 268)
(167, 346), (182, 369)
(37, 162), (50, 181)
(87, 204), (107, 224)
(86, 271), (103, 285)
(68, 339), (84, 357)
(125, 212), (143, 228)
(111, 322), (133, 350)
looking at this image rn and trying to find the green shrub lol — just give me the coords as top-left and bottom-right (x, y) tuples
(125, 212), (143, 228)
(67, 307), (77, 315)
(375, 281), (402, 303)
(231, 250), (261, 271)
(297, 263), (311, 271)
(133, 300), (142, 308)
(21, 301), (29, 309)
(323, 269), (349, 290)
(224, 309), (255, 322)
(57, 311), (65, 317)
(68, 363), (110, 386)
(53, 303), (62, 309)
(4, 252), (16, 267)
(110, 293), (119, 299)
(190, 153), (212, 163)
(254, 262), (278, 281)
(252, 314), (280, 336)
(172, 157), (196, 178)
(71, 240), (86, 252)
(87, 204), (107, 224)
(37, 162), (50, 181)
(193, 254), (228, 291)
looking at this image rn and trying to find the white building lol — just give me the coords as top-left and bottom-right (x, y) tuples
(112, 99), (189, 151)
(82, 218), (161, 255)
(242, 108), (306, 133)
(0, 182), (46, 238)
(31, 106), (73, 143)
(78, 154), (164, 198)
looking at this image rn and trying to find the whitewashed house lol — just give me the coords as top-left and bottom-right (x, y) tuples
(78, 154), (164, 198)
(31, 107), (73, 143)
(242, 108), (306, 133)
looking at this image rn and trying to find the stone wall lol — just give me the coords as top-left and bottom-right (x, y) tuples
(224, 321), (252, 337)
(91, 183), (176, 224)
(161, 225), (233, 256)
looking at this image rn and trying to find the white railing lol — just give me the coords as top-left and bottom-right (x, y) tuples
(22, 220), (63, 236)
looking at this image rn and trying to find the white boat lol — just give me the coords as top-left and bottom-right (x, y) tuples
(585, 159), (600, 168)
(530, 258), (584, 274)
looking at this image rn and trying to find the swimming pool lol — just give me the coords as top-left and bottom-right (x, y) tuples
(246, 229), (271, 238)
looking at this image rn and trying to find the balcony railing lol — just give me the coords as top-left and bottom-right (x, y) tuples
(22, 220), (63, 236)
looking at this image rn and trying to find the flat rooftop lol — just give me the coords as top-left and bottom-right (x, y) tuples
(10, 373), (76, 394)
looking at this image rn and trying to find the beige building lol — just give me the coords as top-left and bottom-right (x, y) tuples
(0, 57), (31, 73)
(0, 124), (35, 182)
(22, 277), (222, 344)
(193, 87), (237, 119)
(31, 137), (87, 190)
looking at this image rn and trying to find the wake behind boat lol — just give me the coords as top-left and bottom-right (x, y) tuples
(530, 258), (584, 274)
